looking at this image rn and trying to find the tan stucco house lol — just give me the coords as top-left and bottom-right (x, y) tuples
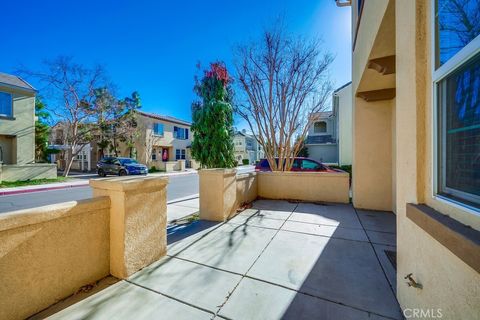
(343, 0), (480, 318)
(128, 111), (193, 171)
(0, 72), (56, 182)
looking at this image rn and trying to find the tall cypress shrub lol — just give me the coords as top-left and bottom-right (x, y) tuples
(191, 62), (236, 168)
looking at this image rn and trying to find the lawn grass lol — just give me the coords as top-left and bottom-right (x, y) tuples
(0, 177), (70, 188)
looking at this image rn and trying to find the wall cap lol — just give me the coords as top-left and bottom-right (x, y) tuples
(198, 168), (237, 176)
(90, 176), (169, 192)
(257, 171), (349, 178)
(0, 196), (110, 232)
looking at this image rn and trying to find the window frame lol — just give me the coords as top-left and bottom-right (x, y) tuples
(0, 91), (13, 118)
(175, 148), (186, 160)
(313, 121), (327, 134)
(431, 0), (480, 214)
(174, 126), (189, 140)
(153, 123), (164, 136)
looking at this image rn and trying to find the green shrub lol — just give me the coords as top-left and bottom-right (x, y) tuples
(242, 159), (249, 165)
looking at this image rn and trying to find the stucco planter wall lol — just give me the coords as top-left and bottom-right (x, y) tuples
(0, 197), (111, 320)
(0, 176), (169, 320)
(199, 169), (237, 221)
(236, 172), (258, 207)
(257, 171), (350, 203)
(90, 176), (169, 278)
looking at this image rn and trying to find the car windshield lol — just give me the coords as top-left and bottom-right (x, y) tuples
(119, 158), (138, 165)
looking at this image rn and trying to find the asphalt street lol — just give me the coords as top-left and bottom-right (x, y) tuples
(0, 173), (199, 213)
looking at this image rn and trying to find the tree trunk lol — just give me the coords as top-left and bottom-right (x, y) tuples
(63, 148), (75, 177)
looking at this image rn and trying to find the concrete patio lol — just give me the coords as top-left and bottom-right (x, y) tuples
(46, 200), (401, 320)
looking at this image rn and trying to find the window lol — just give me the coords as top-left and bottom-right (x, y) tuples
(153, 123), (164, 136)
(435, 0), (480, 67)
(176, 149), (186, 160)
(0, 92), (13, 117)
(434, 1), (480, 209)
(174, 126), (189, 140)
(314, 121), (327, 133)
(152, 149), (157, 160)
(301, 160), (322, 170)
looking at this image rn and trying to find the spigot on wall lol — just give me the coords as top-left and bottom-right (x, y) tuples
(405, 273), (423, 289)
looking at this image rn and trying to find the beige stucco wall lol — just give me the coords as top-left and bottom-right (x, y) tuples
(0, 163), (57, 182)
(0, 197), (110, 320)
(0, 87), (35, 165)
(199, 169), (238, 221)
(257, 171), (349, 203)
(236, 172), (258, 207)
(337, 84), (353, 166)
(352, 97), (393, 211)
(395, 1), (480, 318)
(353, 0), (480, 317)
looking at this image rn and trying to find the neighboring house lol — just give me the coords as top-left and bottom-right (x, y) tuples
(234, 130), (264, 164)
(0, 72), (56, 181)
(305, 82), (352, 166)
(334, 82), (352, 166)
(305, 111), (338, 164)
(129, 111), (192, 171)
(343, 0), (480, 318)
(48, 122), (96, 172)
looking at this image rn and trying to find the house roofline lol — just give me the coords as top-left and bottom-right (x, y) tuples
(137, 110), (192, 126)
(333, 81), (352, 93)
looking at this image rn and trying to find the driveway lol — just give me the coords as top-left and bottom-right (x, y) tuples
(43, 200), (401, 320)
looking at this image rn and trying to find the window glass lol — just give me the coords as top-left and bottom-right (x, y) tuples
(153, 123), (164, 136)
(438, 53), (480, 206)
(314, 121), (327, 133)
(0, 92), (12, 117)
(301, 160), (320, 170)
(436, 0), (480, 66)
(174, 126), (188, 139)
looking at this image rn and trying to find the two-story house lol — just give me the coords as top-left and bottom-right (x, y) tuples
(305, 111), (338, 164)
(0, 72), (56, 181)
(234, 130), (264, 165)
(305, 82), (352, 165)
(131, 111), (192, 170)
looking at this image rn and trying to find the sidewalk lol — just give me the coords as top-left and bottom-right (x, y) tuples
(167, 196), (199, 222)
(0, 170), (198, 196)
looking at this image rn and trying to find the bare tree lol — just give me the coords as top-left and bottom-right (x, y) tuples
(20, 56), (109, 176)
(235, 26), (333, 171)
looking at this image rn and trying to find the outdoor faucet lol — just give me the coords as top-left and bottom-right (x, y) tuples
(405, 273), (422, 289)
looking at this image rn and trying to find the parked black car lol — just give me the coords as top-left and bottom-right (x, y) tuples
(97, 157), (148, 177)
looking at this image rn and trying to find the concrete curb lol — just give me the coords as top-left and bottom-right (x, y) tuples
(167, 194), (199, 205)
(0, 181), (89, 196)
(0, 170), (198, 196)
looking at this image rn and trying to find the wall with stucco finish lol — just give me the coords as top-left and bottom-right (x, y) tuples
(258, 171), (349, 203)
(0, 197), (110, 320)
(352, 97), (393, 211)
(352, 0), (480, 318)
(395, 1), (480, 317)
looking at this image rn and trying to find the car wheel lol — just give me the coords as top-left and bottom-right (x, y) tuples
(98, 169), (106, 177)
(119, 170), (127, 176)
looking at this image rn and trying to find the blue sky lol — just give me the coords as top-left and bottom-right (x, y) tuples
(1, 0), (351, 125)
